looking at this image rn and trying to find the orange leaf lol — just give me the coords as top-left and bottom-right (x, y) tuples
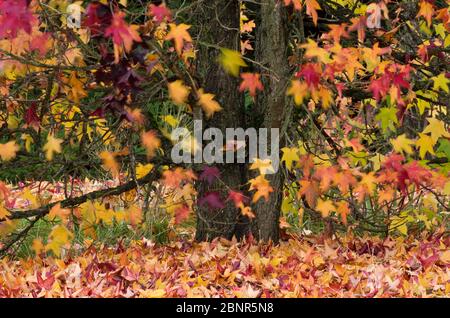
(141, 130), (161, 158)
(239, 73), (264, 97)
(168, 80), (190, 105)
(0, 141), (19, 161)
(165, 23), (192, 55)
(197, 89), (222, 118)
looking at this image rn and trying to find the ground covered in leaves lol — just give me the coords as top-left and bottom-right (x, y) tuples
(0, 234), (448, 298)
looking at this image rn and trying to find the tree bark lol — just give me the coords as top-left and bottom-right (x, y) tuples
(194, 0), (247, 241)
(252, 0), (291, 242)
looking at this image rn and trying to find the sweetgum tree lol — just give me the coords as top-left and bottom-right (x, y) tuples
(0, 0), (449, 256)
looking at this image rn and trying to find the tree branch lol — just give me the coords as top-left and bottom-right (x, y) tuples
(1, 169), (162, 222)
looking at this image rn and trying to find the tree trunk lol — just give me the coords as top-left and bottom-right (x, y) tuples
(194, 0), (291, 242)
(253, 0), (291, 242)
(194, 0), (247, 241)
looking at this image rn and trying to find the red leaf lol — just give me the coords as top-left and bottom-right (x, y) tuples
(227, 190), (249, 208)
(198, 192), (225, 210)
(175, 205), (190, 224)
(296, 63), (321, 88)
(239, 73), (264, 97)
(104, 11), (142, 52)
(199, 166), (221, 185)
(0, 0), (36, 39)
(83, 2), (112, 36)
(149, 4), (172, 24)
(36, 272), (55, 291)
(24, 103), (40, 130)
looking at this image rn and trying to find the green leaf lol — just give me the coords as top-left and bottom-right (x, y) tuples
(375, 107), (398, 133)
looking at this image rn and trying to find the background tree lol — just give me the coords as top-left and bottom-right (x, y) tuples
(0, 0), (448, 258)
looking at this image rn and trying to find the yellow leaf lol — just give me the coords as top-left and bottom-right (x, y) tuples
(416, 133), (435, 159)
(43, 134), (63, 161)
(391, 134), (414, 155)
(287, 80), (309, 106)
(281, 147), (300, 171)
(422, 117), (450, 143)
(0, 204), (11, 219)
(168, 80), (190, 105)
(441, 250), (450, 263)
(197, 89), (222, 118)
(218, 48), (247, 77)
(300, 39), (331, 64)
(136, 163), (154, 179)
(46, 225), (73, 257)
(165, 23), (192, 55)
(21, 134), (33, 152)
(161, 115), (179, 128)
(249, 158), (274, 175)
(432, 73), (449, 93)
(315, 198), (335, 218)
(0, 141), (19, 161)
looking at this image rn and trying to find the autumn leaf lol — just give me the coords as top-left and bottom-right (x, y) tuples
(241, 20), (256, 33)
(149, 3), (172, 24)
(199, 166), (221, 185)
(284, 0), (302, 11)
(239, 204), (255, 219)
(422, 118), (450, 143)
(376, 107), (398, 132)
(227, 190), (249, 208)
(417, 0), (434, 27)
(416, 133), (435, 159)
(0, 0), (37, 39)
(287, 80), (309, 106)
(66, 71), (87, 104)
(391, 134), (414, 155)
(336, 201), (350, 225)
(250, 158), (274, 175)
(31, 238), (44, 256)
(162, 167), (196, 188)
(218, 48), (247, 77)
(432, 73), (449, 93)
(136, 163), (154, 178)
(300, 39), (331, 63)
(47, 203), (71, 224)
(45, 225), (73, 257)
(99, 151), (120, 178)
(239, 73), (264, 97)
(305, 0), (321, 26)
(0, 141), (19, 161)
(105, 10), (142, 62)
(43, 134), (63, 161)
(141, 130), (161, 158)
(315, 198), (335, 218)
(198, 192), (225, 209)
(0, 204), (11, 220)
(197, 89), (222, 118)
(174, 205), (190, 224)
(168, 80), (190, 105)
(281, 147), (300, 171)
(249, 175), (274, 203)
(127, 204), (142, 226)
(165, 23), (192, 55)
(161, 115), (179, 128)
(298, 179), (319, 207)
